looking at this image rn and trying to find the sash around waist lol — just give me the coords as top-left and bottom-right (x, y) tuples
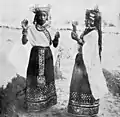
(30, 46), (52, 60)
(32, 45), (50, 49)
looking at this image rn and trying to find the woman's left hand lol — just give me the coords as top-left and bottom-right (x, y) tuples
(71, 31), (79, 41)
(55, 31), (60, 39)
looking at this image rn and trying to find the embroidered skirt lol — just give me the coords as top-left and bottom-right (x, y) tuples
(67, 52), (99, 116)
(25, 46), (57, 112)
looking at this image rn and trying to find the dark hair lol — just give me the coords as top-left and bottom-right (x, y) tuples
(81, 9), (102, 61)
(97, 15), (102, 61)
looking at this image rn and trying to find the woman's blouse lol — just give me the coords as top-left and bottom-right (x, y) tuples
(27, 24), (56, 47)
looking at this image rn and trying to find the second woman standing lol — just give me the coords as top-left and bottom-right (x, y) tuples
(67, 6), (108, 117)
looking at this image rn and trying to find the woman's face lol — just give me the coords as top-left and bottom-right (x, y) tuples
(37, 11), (48, 25)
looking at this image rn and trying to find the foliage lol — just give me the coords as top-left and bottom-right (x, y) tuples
(0, 74), (26, 116)
(103, 68), (120, 96)
(103, 20), (108, 26)
(108, 23), (116, 27)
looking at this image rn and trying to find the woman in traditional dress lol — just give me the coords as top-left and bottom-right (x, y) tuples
(21, 4), (60, 112)
(67, 6), (108, 117)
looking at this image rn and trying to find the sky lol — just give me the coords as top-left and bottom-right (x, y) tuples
(0, 0), (120, 86)
(0, 0), (120, 26)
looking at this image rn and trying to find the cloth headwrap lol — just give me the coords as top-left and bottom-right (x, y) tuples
(29, 4), (51, 14)
(29, 4), (52, 25)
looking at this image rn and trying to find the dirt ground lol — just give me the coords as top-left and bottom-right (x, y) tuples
(1, 68), (120, 117)
(17, 81), (120, 117)
(1, 28), (120, 117)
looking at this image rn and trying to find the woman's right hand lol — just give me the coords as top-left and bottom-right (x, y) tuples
(78, 38), (84, 46)
(71, 31), (79, 41)
(21, 19), (28, 30)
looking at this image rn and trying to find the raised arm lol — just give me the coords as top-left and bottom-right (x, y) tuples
(71, 22), (84, 46)
(21, 19), (29, 45)
(52, 31), (60, 48)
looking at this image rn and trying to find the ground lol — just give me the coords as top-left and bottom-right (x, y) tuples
(1, 27), (120, 117)
(1, 68), (120, 117)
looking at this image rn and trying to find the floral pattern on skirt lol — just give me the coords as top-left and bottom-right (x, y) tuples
(25, 46), (57, 112)
(67, 52), (99, 116)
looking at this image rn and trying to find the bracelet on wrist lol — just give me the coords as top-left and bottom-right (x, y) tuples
(22, 29), (28, 35)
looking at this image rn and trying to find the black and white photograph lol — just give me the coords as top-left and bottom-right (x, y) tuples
(0, 0), (120, 116)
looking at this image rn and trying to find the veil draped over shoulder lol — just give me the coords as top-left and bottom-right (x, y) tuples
(83, 30), (108, 99)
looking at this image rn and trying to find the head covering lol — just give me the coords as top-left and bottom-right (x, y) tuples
(29, 4), (52, 26)
(29, 4), (51, 14)
(85, 6), (101, 28)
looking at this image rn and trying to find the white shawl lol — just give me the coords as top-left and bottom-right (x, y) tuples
(83, 30), (108, 99)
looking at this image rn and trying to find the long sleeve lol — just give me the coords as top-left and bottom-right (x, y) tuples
(22, 29), (28, 45)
